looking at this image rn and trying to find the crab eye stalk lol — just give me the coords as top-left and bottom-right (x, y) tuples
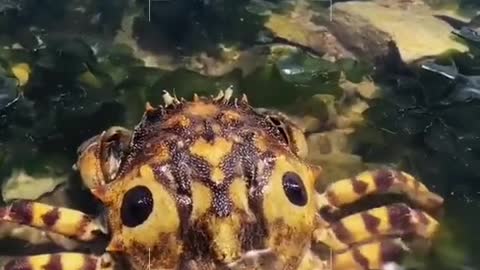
(75, 126), (132, 190)
(256, 108), (309, 158)
(120, 185), (154, 227)
(267, 115), (291, 146)
(282, 171), (308, 206)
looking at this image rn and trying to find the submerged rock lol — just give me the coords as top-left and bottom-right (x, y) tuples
(317, 0), (469, 63)
(1, 169), (67, 203)
(264, 8), (354, 60)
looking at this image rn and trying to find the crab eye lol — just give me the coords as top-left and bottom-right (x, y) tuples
(120, 185), (153, 227)
(282, 172), (308, 206)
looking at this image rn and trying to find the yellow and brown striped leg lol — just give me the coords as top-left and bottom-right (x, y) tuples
(313, 203), (439, 251)
(315, 169), (444, 213)
(2, 253), (114, 270)
(0, 201), (105, 241)
(328, 238), (408, 270)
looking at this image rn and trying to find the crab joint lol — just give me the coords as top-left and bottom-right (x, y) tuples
(0, 201), (106, 241)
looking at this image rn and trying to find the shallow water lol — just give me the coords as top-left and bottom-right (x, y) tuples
(0, 0), (480, 269)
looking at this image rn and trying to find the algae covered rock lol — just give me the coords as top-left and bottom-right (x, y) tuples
(1, 169), (67, 203)
(264, 12), (354, 60)
(317, 0), (469, 63)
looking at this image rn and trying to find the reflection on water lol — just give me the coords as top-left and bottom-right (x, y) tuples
(0, 0), (480, 269)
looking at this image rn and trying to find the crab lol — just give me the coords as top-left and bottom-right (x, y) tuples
(0, 89), (444, 270)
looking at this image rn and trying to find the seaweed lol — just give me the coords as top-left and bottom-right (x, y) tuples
(0, 38), (150, 183)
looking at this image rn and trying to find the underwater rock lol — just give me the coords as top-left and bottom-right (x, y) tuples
(264, 11), (354, 61)
(114, 11), (268, 77)
(184, 46), (269, 77)
(421, 59), (480, 102)
(0, 0), (23, 12)
(306, 131), (365, 182)
(287, 114), (322, 133)
(340, 77), (379, 99)
(317, 0), (468, 63)
(1, 169), (67, 203)
(113, 11), (180, 70)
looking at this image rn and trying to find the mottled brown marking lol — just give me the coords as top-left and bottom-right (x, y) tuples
(331, 222), (353, 244)
(44, 254), (62, 270)
(3, 258), (32, 270)
(202, 120), (215, 143)
(177, 195), (193, 237)
(9, 201), (33, 224)
(387, 203), (412, 232)
(241, 219), (267, 251)
(182, 221), (213, 261)
(318, 191), (339, 222)
(77, 215), (96, 238)
(352, 248), (369, 269)
(212, 187), (233, 218)
(352, 178), (368, 194)
(130, 234), (181, 269)
(380, 240), (405, 263)
(41, 207), (60, 227)
(361, 212), (381, 234)
(325, 190), (338, 206)
(374, 170), (395, 192)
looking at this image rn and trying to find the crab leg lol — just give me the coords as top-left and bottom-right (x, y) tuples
(2, 253), (114, 270)
(315, 169), (444, 213)
(314, 203), (439, 251)
(329, 238), (408, 270)
(0, 201), (105, 241)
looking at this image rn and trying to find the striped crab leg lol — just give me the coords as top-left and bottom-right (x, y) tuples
(0, 201), (106, 241)
(312, 169), (444, 269)
(0, 127), (133, 270)
(326, 238), (409, 270)
(315, 169), (444, 214)
(3, 253), (114, 270)
(0, 200), (114, 270)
